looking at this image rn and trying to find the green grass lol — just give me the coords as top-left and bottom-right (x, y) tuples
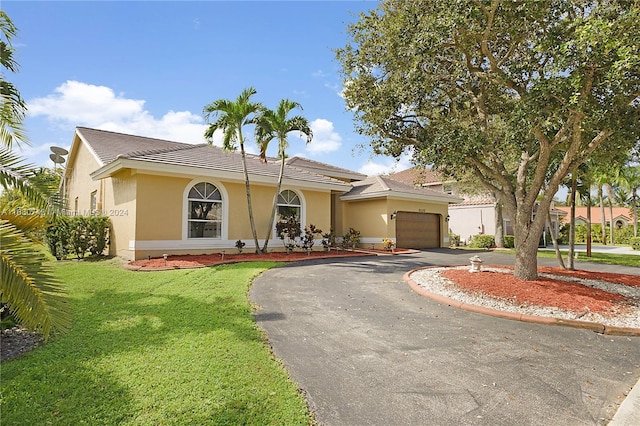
(1, 259), (313, 425)
(536, 249), (640, 267)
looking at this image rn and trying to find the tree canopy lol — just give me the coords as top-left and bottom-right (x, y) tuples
(337, 0), (639, 279)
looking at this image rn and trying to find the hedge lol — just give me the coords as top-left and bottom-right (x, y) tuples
(631, 237), (640, 251)
(45, 215), (110, 260)
(469, 234), (495, 249)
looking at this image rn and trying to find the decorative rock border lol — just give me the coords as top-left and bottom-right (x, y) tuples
(403, 266), (640, 337)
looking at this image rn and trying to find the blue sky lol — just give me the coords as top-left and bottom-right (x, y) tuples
(5, 0), (413, 175)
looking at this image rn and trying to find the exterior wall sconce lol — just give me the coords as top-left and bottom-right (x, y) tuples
(390, 211), (397, 220)
(445, 214), (450, 222)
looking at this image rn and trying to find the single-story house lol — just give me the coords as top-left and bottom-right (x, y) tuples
(555, 206), (633, 229)
(63, 127), (462, 260)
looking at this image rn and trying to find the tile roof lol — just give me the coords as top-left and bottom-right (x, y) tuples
(387, 166), (445, 186)
(341, 175), (463, 203)
(285, 156), (367, 181)
(555, 206), (633, 223)
(77, 127), (351, 189)
(76, 127), (192, 165)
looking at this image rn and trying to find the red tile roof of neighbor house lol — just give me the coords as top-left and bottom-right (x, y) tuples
(555, 206), (633, 223)
(387, 166), (445, 186)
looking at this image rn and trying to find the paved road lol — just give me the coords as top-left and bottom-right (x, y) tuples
(250, 250), (640, 426)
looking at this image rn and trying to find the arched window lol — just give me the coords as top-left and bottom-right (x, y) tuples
(187, 182), (222, 238)
(277, 189), (301, 221)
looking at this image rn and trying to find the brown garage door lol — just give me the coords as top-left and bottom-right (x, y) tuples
(396, 211), (441, 249)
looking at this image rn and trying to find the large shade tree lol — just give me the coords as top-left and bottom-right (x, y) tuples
(337, 0), (639, 280)
(203, 88), (263, 253)
(1, 11), (69, 338)
(254, 99), (312, 253)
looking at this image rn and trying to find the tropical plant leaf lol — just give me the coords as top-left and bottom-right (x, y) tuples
(0, 219), (71, 339)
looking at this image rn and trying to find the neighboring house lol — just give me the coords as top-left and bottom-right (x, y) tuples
(388, 166), (566, 244)
(63, 127), (461, 260)
(555, 206), (632, 229)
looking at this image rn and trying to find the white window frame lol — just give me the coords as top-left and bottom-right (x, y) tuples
(274, 188), (306, 235)
(182, 179), (229, 241)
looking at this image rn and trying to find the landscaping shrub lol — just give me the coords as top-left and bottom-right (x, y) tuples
(448, 232), (460, 247)
(87, 216), (110, 256)
(631, 237), (640, 251)
(342, 227), (361, 249)
(503, 235), (515, 248)
(301, 224), (323, 251)
(45, 215), (71, 260)
(613, 226), (635, 245)
(559, 223), (635, 245)
(45, 215), (110, 259)
(469, 234), (494, 249)
(275, 215), (302, 251)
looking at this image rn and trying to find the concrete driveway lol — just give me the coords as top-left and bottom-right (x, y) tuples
(249, 250), (640, 426)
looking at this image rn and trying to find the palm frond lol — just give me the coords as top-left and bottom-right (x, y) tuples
(0, 219), (71, 339)
(0, 212), (47, 243)
(0, 147), (56, 211)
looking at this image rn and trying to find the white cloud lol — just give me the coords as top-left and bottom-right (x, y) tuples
(312, 69), (328, 78)
(27, 80), (210, 145)
(304, 118), (342, 154)
(358, 152), (413, 176)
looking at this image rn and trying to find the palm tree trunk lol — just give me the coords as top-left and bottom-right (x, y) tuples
(568, 174), (576, 270)
(238, 138), (261, 253)
(261, 153), (286, 253)
(598, 185), (606, 244)
(606, 184), (614, 245)
(586, 191), (592, 257)
(547, 211), (566, 269)
(633, 188), (638, 237)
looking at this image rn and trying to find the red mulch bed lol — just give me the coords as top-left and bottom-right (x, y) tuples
(441, 266), (637, 314)
(129, 250), (375, 270)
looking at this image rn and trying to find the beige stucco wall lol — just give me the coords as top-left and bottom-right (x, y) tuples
(342, 197), (450, 248)
(343, 198), (390, 240)
(127, 176), (332, 260)
(64, 137), (101, 214)
(135, 174), (188, 241)
(105, 170), (137, 258)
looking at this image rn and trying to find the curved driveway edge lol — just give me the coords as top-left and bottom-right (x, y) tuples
(250, 251), (640, 425)
(404, 267), (640, 337)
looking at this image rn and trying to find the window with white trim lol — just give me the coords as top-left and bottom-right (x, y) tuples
(187, 182), (222, 238)
(90, 191), (97, 214)
(277, 189), (301, 221)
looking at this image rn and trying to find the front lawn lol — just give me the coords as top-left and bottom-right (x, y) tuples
(536, 249), (640, 267)
(1, 259), (312, 425)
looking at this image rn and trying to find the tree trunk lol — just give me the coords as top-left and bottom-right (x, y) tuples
(607, 184), (615, 245)
(513, 230), (541, 281)
(494, 195), (504, 248)
(568, 174), (577, 270)
(238, 139), (261, 253)
(547, 211), (566, 269)
(261, 152), (287, 253)
(586, 192), (592, 257)
(633, 188), (638, 237)
(598, 185), (606, 244)
(510, 202), (548, 281)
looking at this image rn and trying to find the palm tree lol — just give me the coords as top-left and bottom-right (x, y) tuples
(592, 171), (610, 245)
(203, 88), (263, 253)
(619, 165), (640, 237)
(1, 11), (70, 339)
(254, 99), (312, 253)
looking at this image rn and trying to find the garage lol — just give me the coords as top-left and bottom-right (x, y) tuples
(396, 211), (441, 249)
